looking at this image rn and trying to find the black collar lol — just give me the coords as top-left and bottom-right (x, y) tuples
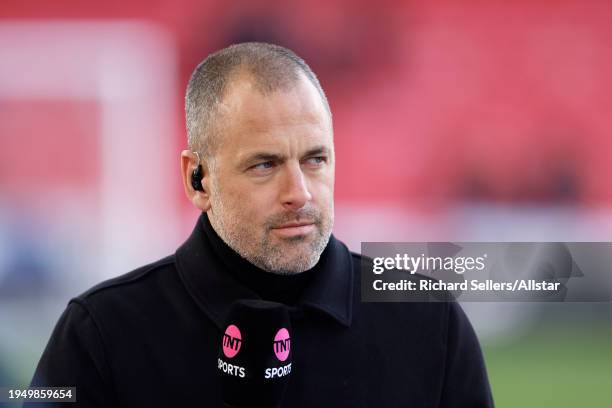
(175, 213), (353, 329)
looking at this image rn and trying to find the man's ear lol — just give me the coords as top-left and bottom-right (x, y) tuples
(180, 150), (211, 212)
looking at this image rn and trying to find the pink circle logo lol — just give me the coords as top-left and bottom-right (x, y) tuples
(273, 328), (291, 361)
(222, 324), (242, 358)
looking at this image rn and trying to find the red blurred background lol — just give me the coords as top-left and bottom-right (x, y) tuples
(3, 0), (611, 209)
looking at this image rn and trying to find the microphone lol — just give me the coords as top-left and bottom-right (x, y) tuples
(217, 299), (293, 408)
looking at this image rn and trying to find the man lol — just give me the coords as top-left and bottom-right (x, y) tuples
(28, 43), (493, 407)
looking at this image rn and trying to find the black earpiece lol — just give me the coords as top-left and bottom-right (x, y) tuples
(191, 165), (204, 192)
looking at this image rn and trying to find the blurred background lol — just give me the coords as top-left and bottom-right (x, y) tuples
(1, 0), (611, 406)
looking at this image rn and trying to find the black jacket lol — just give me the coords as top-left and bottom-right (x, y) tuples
(28, 213), (494, 407)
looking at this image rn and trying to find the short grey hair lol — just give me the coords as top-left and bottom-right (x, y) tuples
(185, 42), (331, 162)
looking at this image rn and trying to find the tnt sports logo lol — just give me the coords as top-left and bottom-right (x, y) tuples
(273, 328), (291, 361)
(222, 324), (242, 358)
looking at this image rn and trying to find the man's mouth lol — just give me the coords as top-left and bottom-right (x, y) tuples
(274, 221), (315, 228)
(271, 221), (316, 237)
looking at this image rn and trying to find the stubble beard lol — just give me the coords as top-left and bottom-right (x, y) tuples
(207, 186), (333, 275)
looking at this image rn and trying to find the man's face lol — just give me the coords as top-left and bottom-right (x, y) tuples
(206, 73), (335, 274)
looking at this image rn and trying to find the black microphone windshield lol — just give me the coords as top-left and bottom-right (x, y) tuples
(217, 299), (293, 408)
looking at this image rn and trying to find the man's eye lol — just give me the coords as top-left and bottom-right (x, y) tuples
(250, 161), (275, 171)
(305, 156), (327, 166)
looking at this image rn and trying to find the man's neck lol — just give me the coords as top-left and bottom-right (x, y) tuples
(201, 212), (320, 304)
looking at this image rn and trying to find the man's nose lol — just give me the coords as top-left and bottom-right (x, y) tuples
(280, 163), (312, 211)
